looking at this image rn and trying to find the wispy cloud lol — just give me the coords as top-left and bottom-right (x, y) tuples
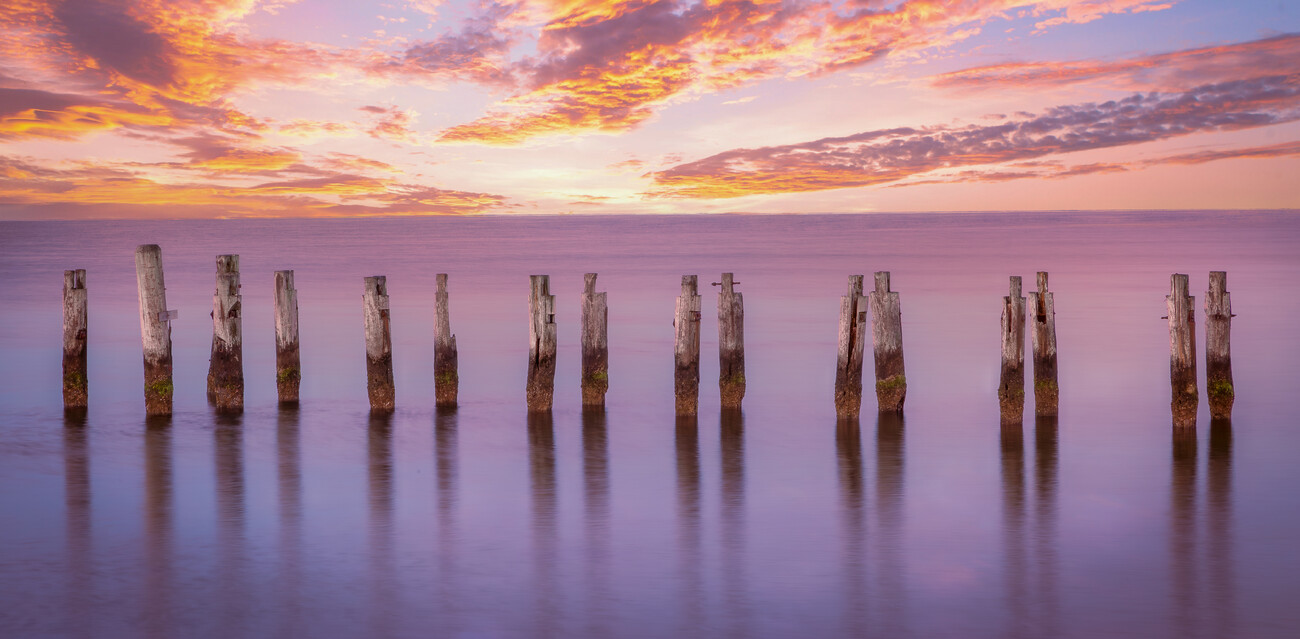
(649, 73), (1300, 198)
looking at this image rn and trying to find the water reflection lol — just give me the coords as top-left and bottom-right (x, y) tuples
(1000, 423), (1027, 639)
(1170, 426), (1198, 635)
(143, 416), (173, 639)
(276, 407), (303, 638)
(675, 415), (703, 634)
(835, 418), (865, 636)
(528, 412), (559, 638)
(875, 412), (906, 637)
(1033, 416), (1059, 638)
(582, 408), (611, 636)
(368, 413), (395, 638)
(1208, 420), (1235, 638)
(214, 413), (246, 637)
(720, 409), (747, 639)
(434, 407), (460, 632)
(63, 411), (91, 639)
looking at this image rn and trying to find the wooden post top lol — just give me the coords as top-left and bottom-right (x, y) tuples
(365, 275), (388, 296)
(846, 274), (864, 295)
(1036, 271), (1049, 293)
(713, 272), (739, 292)
(1209, 271), (1227, 293)
(1170, 273), (1189, 296)
(65, 269), (86, 289)
(1009, 275), (1022, 299)
(681, 275), (698, 294)
(216, 254), (239, 272)
(436, 273), (448, 291)
(873, 271), (890, 294)
(584, 272), (598, 295)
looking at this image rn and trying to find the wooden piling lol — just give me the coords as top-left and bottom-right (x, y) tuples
(62, 269), (88, 410)
(363, 276), (395, 414)
(527, 275), (557, 412)
(273, 270), (300, 404)
(715, 273), (745, 409)
(434, 273), (459, 408)
(1205, 271), (1233, 420)
(1167, 274), (1197, 428)
(207, 255), (243, 412)
(999, 276), (1027, 423)
(674, 276), (702, 416)
(868, 272), (906, 412)
(135, 245), (173, 416)
(1028, 272), (1058, 416)
(834, 275), (868, 419)
(581, 273), (609, 407)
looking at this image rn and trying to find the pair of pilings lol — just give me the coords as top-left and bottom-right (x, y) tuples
(673, 273), (746, 416)
(128, 245), (303, 416)
(833, 272), (906, 419)
(997, 273), (1059, 425)
(362, 273), (463, 414)
(524, 273), (610, 412)
(1167, 272), (1234, 428)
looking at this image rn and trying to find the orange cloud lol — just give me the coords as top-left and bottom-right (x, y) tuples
(649, 73), (1300, 198)
(933, 33), (1300, 92)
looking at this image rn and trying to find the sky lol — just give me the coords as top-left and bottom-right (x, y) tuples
(0, 0), (1297, 218)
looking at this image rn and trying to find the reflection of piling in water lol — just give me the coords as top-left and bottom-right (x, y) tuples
(582, 408), (611, 636)
(835, 418), (866, 636)
(1208, 419), (1235, 638)
(875, 411), (906, 636)
(715, 274), (746, 409)
(1033, 416), (1060, 639)
(367, 414), (395, 639)
(581, 274), (609, 407)
(1204, 273), (1234, 419)
(999, 276), (1027, 424)
(527, 276), (557, 412)
(143, 416), (173, 639)
(434, 407), (460, 631)
(276, 406), (303, 638)
(675, 415), (703, 633)
(1170, 426), (1199, 634)
(869, 272), (906, 412)
(434, 274), (459, 408)
(720, 409), (747, 638)
(527, 412), (559, 637)
(63, 412), (91, 639)
(834, 277), (868, 419)
(363, 276), (395, 413)
(1029, 272), (1058, 417)
(207, 255), (243, 412)
(1167, 274), (1198, 428)
(63, 269), (88, 410)
(674, 276), (702, 416)
(214, 414), (246, 637)
(1000, 423), (1028, 639)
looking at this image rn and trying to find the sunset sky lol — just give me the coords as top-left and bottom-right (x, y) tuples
(1, 0), (1297, 218)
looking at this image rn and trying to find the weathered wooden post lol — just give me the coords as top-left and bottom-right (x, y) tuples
(834, 275), (868, 419)
(363, 276), (395, 414)
(62, 269), (88, 410)
(207, 255), (243, 412)
(1205, 271), (1233, 420)
(580, 273), (609, 407)
(1028, 272), (1058, 416)
(273, 270), (300, 404)
(527, 275), (557, 412)
(674, 276), (702, 416)
(714, 273), (745, 409)
(1167, 274), (1197, 428)
(434, 274), (458, 408)
(999, 276), (1027, 423)
(135, 245), (173, 416)
(868, 272), (906, 412)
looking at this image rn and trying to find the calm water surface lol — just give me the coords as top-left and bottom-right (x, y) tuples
(1, 212), (1298, 638)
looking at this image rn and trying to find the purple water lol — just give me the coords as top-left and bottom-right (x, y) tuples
(1, 212), (1298, 638)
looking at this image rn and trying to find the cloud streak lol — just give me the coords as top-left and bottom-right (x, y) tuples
(649, 73), (1300, 198)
